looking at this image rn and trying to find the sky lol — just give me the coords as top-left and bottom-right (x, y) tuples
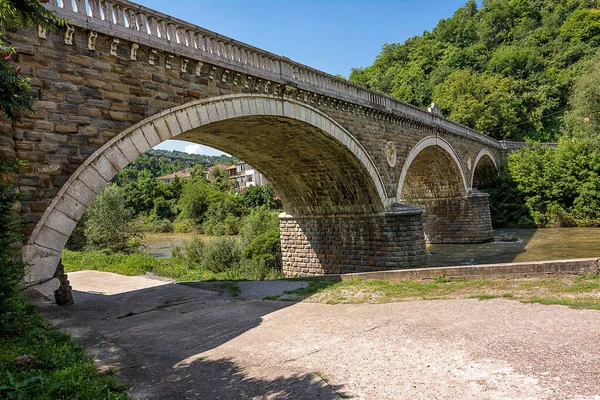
(147, 0), (470, 155)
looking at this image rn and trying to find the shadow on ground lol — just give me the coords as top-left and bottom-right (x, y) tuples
(31, 274), (343, 399)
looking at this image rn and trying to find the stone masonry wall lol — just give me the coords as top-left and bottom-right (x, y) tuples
(279, 207), (427, 276)
(418, 193), (494, 244)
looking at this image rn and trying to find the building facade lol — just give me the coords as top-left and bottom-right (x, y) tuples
(227, 162), (267, 192)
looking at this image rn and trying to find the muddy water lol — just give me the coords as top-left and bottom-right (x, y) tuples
(427, 228), (600, 267)
(146, 229), (600, 266)
(144, 232), (198, 258)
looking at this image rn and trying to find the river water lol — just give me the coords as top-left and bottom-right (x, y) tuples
(145, 228), (600, 266)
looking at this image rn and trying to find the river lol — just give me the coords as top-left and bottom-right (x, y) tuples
(145, 228), (600, 266)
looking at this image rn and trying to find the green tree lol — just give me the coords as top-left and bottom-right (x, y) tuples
(564, 51), (600, 139)
(507, 138), (600, 226)
(432, 70), (519, 138)
(240, 184), (280, 210)
(177, 177), (220, 224)
(84, 185), (142, 252)
(209, 166), (233, 193)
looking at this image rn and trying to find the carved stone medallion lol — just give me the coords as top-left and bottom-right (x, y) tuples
(385, 141), (397, 167)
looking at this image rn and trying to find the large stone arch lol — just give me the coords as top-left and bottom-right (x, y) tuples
(397, 136), (469, 201)
(395, 136), (493, 244)
(23, 93), (410, 295)
(471, 148), (498, 189)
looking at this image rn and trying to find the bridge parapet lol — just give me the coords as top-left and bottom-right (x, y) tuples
(47, 0), (503, 149)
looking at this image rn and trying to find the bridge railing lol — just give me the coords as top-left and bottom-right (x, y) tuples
(47, 0), (503, 148)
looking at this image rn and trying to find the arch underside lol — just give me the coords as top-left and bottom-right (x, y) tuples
(176, 116), (382, 215)
(400, 145), (466, 201)
(472, 155), (497, 189)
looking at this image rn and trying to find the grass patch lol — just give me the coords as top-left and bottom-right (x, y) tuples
(62, 249), (237, 282)
(276, 274), (600, 310)
(0, 302), (127, 399)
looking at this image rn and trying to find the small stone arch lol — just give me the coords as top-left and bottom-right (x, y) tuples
(23, 93), (388, 294)
(396, 136), (469, 201)
(471, 148), (498, 189)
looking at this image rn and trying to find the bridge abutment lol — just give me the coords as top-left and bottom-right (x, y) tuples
(417, 192), (494, 244)
(279, 206), (427, 276)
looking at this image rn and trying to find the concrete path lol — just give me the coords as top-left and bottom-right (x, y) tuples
(34, 271), (600, 399)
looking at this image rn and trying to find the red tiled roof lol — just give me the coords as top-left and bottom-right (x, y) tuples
(157, 168), (192, 180)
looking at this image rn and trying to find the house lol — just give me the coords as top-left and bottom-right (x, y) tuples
(204, 163), (230, 182)
(227, 161), (267, 192)
(156, 168), (192, 183)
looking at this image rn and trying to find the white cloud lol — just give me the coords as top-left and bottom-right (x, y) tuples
(184, 144), (204, 155)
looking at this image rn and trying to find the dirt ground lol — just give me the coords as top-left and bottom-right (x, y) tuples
(32, 271), (600, 399)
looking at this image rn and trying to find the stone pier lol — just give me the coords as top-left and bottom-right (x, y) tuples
(417, 192), (494, 244)
(279, 206), (427, 276)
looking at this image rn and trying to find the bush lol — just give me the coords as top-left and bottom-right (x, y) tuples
(238, 207), (280, 246)
(148, 218), (173, 233)
(240, 184), (281, 209)
(84, 184), (144, 252)
(0, 159), (26, 329)
(177, 178), (221, 223)
(240, 229), (282, 280)
(507, 138), (600, 227)
(200, 237), (240, 273)
(171, 236), (206, 267)
(484, 167), (533, 228)
(202, 195), (242, 235)
(150, 196), (176, 221)
(173, 217), (198, 233)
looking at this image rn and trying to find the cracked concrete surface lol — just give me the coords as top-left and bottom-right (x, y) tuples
(33, 271), (600, 399)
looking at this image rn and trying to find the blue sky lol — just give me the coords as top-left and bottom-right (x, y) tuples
(148, 0), (470, 155)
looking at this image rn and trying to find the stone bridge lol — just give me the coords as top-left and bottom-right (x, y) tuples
(2, 0), (520, 298)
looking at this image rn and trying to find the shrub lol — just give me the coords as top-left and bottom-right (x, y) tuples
(171, 235), (206, 267)
(84, 184), (143, 252)
(238, 206), (280, 246)
(147, 218), (173, 233)
(240, 229), (282, 280)
(201, 237), (240, 273)
(202, 195), (242, 235)
(240, 184), (281, 209)
(150, 196), (176, 220)
(203, 214), (241, 236)
(0, 159), (26, 329)
(177, 178), (221, 223)
(173, 217), (198, 233)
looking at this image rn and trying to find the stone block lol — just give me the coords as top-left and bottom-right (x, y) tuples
(104, 145), (130, 171)
(117, 136), (141, 163)
(22, 244), (61, 285)
(45, 208), (77, 237)
(77, 167), (106, 194)
(91, 154), (118, 182)
(33, 225), (69, 253)
(55, 193), (86, 221)
(141, 124), (161, 147)
(130, 128), (151, 154)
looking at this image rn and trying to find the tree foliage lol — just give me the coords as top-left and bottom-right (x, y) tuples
(507, 138), (600, 226)
(84, 185), (142, 252)
(350, 0), (600, 141)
